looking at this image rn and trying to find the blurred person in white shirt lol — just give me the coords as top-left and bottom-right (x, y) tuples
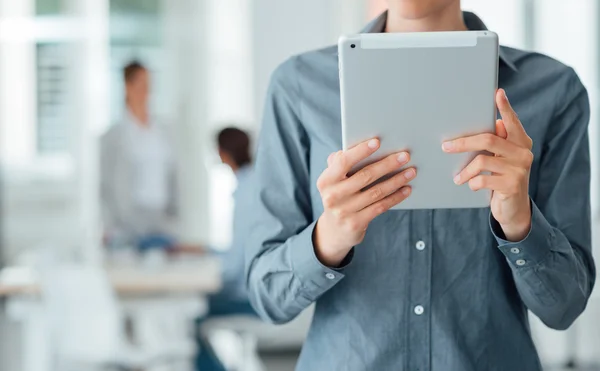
(100, 61), (179, 251)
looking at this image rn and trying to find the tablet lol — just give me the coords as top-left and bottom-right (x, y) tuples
(339, 31), (498, 210)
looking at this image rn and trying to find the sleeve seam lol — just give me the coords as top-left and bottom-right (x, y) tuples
(291, 56), (305, 129)
(552, 67), (586, 120)
(536, 67), (587, 198)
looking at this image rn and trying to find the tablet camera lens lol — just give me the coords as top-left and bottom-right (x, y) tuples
(351, 44), (356, 49)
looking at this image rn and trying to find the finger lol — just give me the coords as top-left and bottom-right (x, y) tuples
(454, 155), (507, 185)
(467, 174), (504, 192)
(337, 151), (410, 195)
(497, 89), (526, 138)
(355, 186), (412, 225)
(343, 167), (416, 211)
(329, 138), (380, 179)
(317, 152), (344, 191)
(442, 133), (522, 158)
(495, 119), (507, 139)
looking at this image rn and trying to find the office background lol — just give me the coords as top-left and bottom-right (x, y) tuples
(0, 0), (599, 370)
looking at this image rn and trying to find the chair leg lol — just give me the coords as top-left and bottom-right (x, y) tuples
(563, 324), (578, 369)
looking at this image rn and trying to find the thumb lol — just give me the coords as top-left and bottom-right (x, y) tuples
(496, 89), (525, 138)
(495, 119), (508, 139)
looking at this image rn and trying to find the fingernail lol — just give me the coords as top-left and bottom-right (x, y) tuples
(404, 169), (415, 179)
(397, 152), (408, 163)
(368, 139), (379, 149)
(442, 141), (454, 151)
(503, 89), (508, 101)
(453, 174), (461, 184)
(402, 187), (411, 196)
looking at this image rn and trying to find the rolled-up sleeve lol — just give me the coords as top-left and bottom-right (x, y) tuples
(490, 68), (596, 330)
(245, 57), (347, 324)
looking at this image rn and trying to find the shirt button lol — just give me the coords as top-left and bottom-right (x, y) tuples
(325, 272), (335, 280)
(414, 305), (424, 315)
(510, 247), (520, 254)
(415, 240), (426, 251)
(516, 259), (526, 266)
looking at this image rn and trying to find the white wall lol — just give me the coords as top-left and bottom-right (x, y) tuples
(251, 0), (366, 129)
(162, 0), (211, 244)
(0, 0), (37, 167)
(461, 0), (526, 48)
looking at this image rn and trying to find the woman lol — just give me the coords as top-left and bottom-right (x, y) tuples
(246, 1), (595, 370)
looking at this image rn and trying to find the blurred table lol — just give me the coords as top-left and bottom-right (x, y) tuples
(0, 256), (222, 297)
(0, 256), (222, 371)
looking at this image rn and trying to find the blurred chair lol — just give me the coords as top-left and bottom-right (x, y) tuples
(40, 263), (194, 371)
(200, 305), (313, 371)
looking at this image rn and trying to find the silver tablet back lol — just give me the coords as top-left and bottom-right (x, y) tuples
(339, 31), (498, 209)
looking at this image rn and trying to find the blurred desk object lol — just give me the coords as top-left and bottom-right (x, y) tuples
(0, 256), (221, 296)
(108, 256), (221, 295)
(0, 256), (221, 371)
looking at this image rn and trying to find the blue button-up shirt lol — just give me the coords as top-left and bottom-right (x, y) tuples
(246, 11), (596, 371)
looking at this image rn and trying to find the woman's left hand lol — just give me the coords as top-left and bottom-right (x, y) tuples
(442, 89), (533, 241)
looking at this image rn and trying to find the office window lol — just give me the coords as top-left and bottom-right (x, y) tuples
(109, 0), (160, 15)
(35, 0), (63, 15)
(36, 43), (70, 155)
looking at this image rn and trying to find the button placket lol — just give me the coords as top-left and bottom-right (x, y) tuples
(407, 210), (432, 371)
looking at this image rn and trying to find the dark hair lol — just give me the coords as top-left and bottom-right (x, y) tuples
(123, 61), (146, 83)
(217, 127), (251, 167)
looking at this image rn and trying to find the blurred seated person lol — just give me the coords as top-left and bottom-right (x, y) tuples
(195, 127), (257, 371)
(100, 61), (180, 252)
(209, 127), (256, 313)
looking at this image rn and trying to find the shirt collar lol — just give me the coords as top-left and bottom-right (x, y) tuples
(124, 109), (154, 130)
(361, 11), (518, 72)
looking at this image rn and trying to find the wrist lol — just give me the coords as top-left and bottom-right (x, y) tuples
(499, 199), (532, 242)
(313, 216), (353, 267)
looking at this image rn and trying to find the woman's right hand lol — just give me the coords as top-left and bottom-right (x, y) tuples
(313, 138), (416, 267)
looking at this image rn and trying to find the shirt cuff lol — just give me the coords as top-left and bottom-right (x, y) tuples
(290, 221), (352, 296)
(489, 200), (555, 269)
